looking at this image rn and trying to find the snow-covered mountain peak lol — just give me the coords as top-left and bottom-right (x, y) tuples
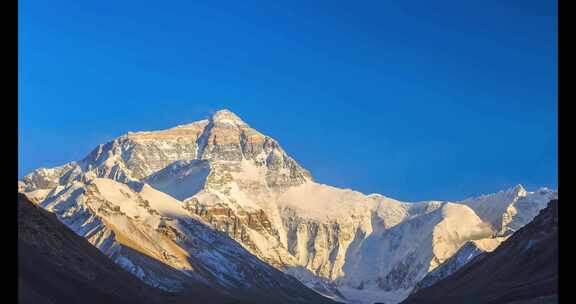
(210, 109), (247, 126)
(534, 186), (555, 196)
(460, 184), (527, 206)
(508, 184), (527, 196)
(22, 107), (312, 196)
(459, 185), (557, 237)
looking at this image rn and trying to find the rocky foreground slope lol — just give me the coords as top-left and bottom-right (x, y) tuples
(403, 199), (558, 304)
(18, 193), (239, 304)
(20, 109), (557, 304)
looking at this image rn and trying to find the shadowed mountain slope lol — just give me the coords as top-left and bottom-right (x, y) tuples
(18, 193), (243, 304)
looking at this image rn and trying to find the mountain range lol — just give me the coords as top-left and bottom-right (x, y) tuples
(19, 109), (557, 304)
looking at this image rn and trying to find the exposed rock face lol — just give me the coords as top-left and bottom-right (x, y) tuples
(183, 198), (287, 268)
(21, 109), (557, 304)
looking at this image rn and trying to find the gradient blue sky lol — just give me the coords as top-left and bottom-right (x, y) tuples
(18, 0), (557, 201)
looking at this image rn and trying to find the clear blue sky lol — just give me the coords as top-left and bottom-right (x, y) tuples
(18, 0), (557, 201)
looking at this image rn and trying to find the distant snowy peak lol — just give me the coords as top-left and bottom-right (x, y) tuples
(462, 184), (526, 205)
(460, 184), (557, 236)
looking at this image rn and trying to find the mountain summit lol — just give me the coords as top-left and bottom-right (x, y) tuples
(20, 110), (557, 304)
(23, 108), (311, 190)
(210, 109), (248, 126)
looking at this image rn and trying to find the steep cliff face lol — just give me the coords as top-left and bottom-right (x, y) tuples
(21, 109), (557, 304)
